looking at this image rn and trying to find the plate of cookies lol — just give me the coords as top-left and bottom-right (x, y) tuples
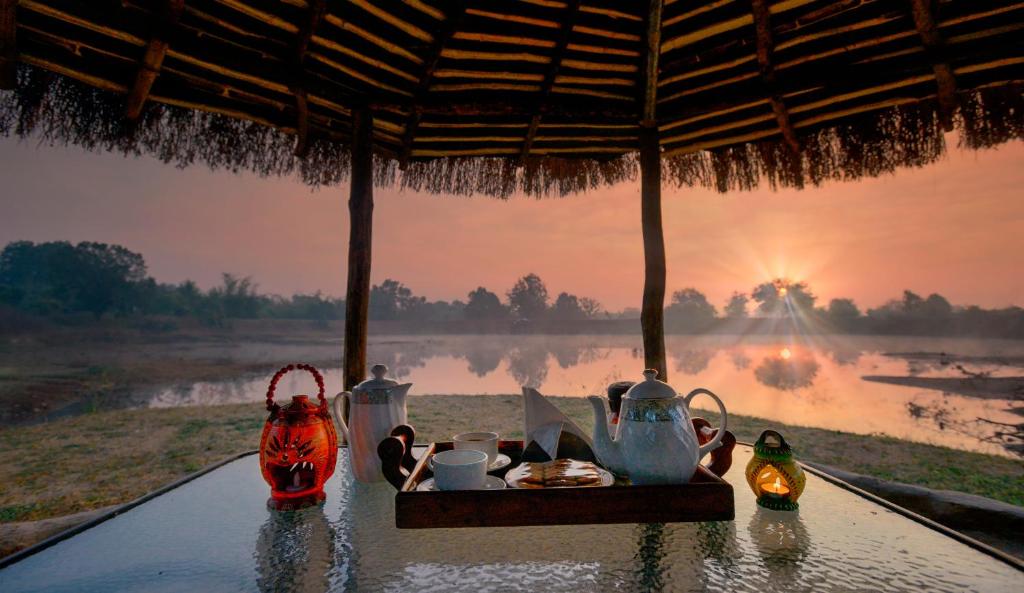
(504, 459), (614, 489)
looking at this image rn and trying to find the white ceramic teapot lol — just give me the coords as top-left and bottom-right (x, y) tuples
(334, 364), (412, 482)
(588, 369), (728, 485)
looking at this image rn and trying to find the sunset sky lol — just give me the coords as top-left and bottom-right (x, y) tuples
(1, 137), (1021, 312)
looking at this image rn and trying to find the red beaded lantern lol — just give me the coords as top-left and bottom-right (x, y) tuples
(259, 364), (338, 508)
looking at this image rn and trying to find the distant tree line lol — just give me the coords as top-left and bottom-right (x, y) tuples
(664, 279), (1024, 338)
(368, 273), (605, 325)
(0, 241), (345, 326)
(1, 241), (1021, 337)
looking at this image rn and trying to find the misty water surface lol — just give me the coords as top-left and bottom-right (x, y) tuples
(142, 334), (1024, 458)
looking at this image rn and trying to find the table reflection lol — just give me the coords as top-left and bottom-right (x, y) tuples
(746, 507), (811, 584)
(255, 505), (335, 593)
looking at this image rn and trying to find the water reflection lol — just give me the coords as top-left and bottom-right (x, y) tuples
(255, 505), (336, 593)
(674, 350), (713, 375)
(731, 351), (751, 371)
(464, 345), (503, 377)
(132, 335), (1024, 457)
(827, 347), (861, 367)
(507, 345), (550, 388)
(908, 399), (1024, 456)
(754, 354), (820, 391)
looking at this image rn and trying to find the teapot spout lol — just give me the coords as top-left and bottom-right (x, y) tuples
(588, 396), (626, 475)
(391, 383), (412, 408)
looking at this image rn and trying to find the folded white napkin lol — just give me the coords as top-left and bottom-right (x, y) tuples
(522, 387), (595, 461)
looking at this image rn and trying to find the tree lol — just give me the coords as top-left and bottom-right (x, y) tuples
(922, 293), (953, 318)
(751, 279), (816, 317)
(827, 298), (861, 328)
(369, 279), (426, 320)
(665, 288), (717, 329)
(0, 240), (148, 318)
(507, 273), (548, 321)
(578, 297), (603, 319)
(464, 287), (508, 320)
(724, 292), (749, 319)
(211, 273), (261, 318)
(175, 280), (204, 315)
(551, 292), (586, 321)
(901, 290), (925, 315)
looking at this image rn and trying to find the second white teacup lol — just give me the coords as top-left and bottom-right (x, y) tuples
(453, 431), (499, 466)
(432, 449), (487, 490)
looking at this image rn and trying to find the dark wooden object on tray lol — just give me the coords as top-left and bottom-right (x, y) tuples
(377, 420), (736, 529)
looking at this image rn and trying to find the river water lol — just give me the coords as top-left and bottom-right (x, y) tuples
(144, 334), (1024, 458)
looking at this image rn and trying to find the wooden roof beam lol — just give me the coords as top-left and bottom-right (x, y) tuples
(125, 0), (185, 120)
(640, 0), (663, 126)
(0, 0), (16, 90)
(519, 0), (582, 166)
(751, 0), (801, 155)
(399, 2), (468, 169)
(291, 0), (326, 158)
(909, 0), (958, 131)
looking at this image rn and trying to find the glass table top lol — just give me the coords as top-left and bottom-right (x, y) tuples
(1, 445), (1020, 593)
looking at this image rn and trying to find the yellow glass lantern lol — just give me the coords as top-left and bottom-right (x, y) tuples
(745, 430), (805, 511)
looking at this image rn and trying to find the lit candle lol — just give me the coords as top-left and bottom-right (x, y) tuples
(763, 477), (790, 496)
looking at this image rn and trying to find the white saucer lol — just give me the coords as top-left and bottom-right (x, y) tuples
(488, 453), (513, 472)
(416, 475), (507, 492)
(427, 453), (512, 472)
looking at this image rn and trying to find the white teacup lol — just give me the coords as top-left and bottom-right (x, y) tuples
(432, 449), (487, 491)
(453, 431), (500, 466)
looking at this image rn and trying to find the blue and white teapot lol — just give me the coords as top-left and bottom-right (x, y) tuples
(588, 369), (729, 484)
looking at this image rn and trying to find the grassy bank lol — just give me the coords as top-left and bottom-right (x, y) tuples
(1, 395), (1021, 524)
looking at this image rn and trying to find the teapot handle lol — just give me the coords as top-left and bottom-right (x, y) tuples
(266, 363), (327, 412)
(683, 388), (729, 459)
(333, 392), (351, 442)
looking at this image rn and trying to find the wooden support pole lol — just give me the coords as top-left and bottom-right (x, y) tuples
(639, 0), (667, 381)
(343, 108), (374, 391)
(639, 125), (667, 382)
(125, 0), (184, 120)
(518, 0), (581, 165)
(751, 0), (800, 155)
(909, 0), (958, 131)
(0, 0), (16, 90)
(399, 2), (467, 168)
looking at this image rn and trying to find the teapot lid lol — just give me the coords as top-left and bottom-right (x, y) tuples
(624, 369), (676, 400)
(354, 364), (399, 391)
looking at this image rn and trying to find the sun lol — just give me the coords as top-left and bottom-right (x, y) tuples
(778, 286), (789, 297)
(779, 348), (792, 360)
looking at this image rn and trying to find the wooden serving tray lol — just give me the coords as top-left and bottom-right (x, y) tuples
(377, 423), (736, 529)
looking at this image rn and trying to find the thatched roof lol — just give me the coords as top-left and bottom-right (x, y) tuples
(0, 0), (1022, 196)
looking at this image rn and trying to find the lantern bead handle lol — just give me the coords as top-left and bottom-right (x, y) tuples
(266, 363), (327, 412)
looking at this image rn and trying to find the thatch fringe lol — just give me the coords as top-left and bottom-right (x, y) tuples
(958, 83), (1024, 150)
(399, 153), (638, 198)
(0, 65), (357, 187)
(664, 84), (1024, 193)
(2, 64), (1021, 197)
